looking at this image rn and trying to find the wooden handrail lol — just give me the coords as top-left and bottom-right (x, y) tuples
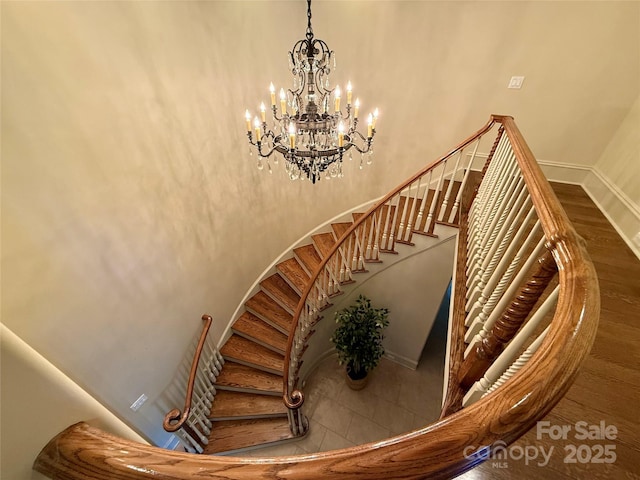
(283, 116), (499, 405)
(34, 116), (599, 479)
(162, 314), (213, 433)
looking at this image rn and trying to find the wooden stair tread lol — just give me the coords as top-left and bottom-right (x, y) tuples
(220, 335), (284, 375)
(245, 291), (293, 334)
(311, 232), (336, 258)
(260, 273), (300, 314)
(331, 221), (353, 240)
(275, 257), (310, 295)
(293, 244), (322, 275)
(209, 390), (287, 420)
(231, 312), (287, 354)
(203, 417), (296, 455)
(214, 362), (282, 396)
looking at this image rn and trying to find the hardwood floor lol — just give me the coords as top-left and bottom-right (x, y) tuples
(459, 183), (640, 479)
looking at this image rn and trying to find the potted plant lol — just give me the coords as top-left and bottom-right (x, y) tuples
(330, 295), (390, 390)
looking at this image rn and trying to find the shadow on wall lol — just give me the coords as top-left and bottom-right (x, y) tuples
(418, 280), (451, 368)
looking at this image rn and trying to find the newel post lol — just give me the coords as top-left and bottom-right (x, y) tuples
(458, 246), (558, 389)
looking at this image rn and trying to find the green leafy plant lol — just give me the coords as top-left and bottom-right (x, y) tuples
(330, 295), (390, 380)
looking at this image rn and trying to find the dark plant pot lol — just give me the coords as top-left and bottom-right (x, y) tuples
(346, 363), (368, 390)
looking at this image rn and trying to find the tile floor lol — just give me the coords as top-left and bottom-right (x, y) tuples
(242, 309), (448, 457)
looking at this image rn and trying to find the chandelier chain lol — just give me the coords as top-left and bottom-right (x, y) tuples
(306, 0), (314, 40)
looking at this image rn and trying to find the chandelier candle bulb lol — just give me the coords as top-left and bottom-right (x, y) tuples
(269, 83), (276, 107)
(338, 122), (345, 147)
(354, 98), (360, 119)
(334, 85), (341, 112)
(289, 123), (296, 149)
(280, 88), (287, 115)
(367, 114), (373, 138)
(245, 110), (252, 132)
(260, 103), (266, 123)
(346, 81), (352, 105)
(254, 117), (262, 142)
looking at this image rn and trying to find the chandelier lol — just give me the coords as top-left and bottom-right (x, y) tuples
(244, 0), (379, 184)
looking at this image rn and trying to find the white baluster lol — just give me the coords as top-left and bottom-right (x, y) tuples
(466, 283), (559, 393)
(467, 133), (508, 233)
(438, 150), (463, 222)
(404, 178), (422, 241)
(465, 216), (540, 330)
(467, 136), (510, 248)
(466, 187), (529, 304)
(397, 185), (412, 243)
(187, 418), (208, 446)
(414, 170), (433, 235)
(387, 194), (401, 249)
(372, 209), (382, 259)
(379, 199), (392, 251)
(365, 210), (378, 259)
(466, 153), (518, 273)
(425, 160), (448, 233)
(449, 138), (480, 224)
(465, 236), (546, 350)
(464, 321), (552, 407)
(177, 428), (202, 454)
(484, 327), (549, 397)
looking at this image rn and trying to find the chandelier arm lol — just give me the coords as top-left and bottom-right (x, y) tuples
(254, 138), (284, 158)
(346, 131), (374, 154)
(271, 106), (289, 124)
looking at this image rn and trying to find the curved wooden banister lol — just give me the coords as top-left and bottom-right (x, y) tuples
(283, 115), (500, 405)
(34, 116), (599, 479)
(162, 314), (213, 433)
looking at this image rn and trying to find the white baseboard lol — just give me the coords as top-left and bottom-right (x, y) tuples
(537, 160), (592, 185)
(384, 350), (418, 370)
(532, 160), (640, 260)
(582, 167), (640, 259)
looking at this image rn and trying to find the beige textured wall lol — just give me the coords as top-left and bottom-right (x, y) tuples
(2, 1), (638, 444)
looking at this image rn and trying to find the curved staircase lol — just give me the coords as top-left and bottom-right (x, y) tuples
(205, 188), (460, 454)
(34, 116), (600, 480)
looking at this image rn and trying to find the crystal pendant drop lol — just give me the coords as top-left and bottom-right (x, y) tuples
(367, 149), (373, 165)
(257, 157), (264, 170)
(348, 152), (353, 162)
(267, 159), (272, 174)
(360, 153), (364, 170)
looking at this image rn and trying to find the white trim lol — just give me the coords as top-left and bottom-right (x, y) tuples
(383, 350), (418, 370)
(442, 233), (460, 406)
(590, 167), (640, 220)
(582, 169), (640, 259)
(490, 157), (640, 260)
(537, 160), (592, 185)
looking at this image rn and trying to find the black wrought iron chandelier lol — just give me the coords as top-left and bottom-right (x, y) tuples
(244, 0), (379, 183)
